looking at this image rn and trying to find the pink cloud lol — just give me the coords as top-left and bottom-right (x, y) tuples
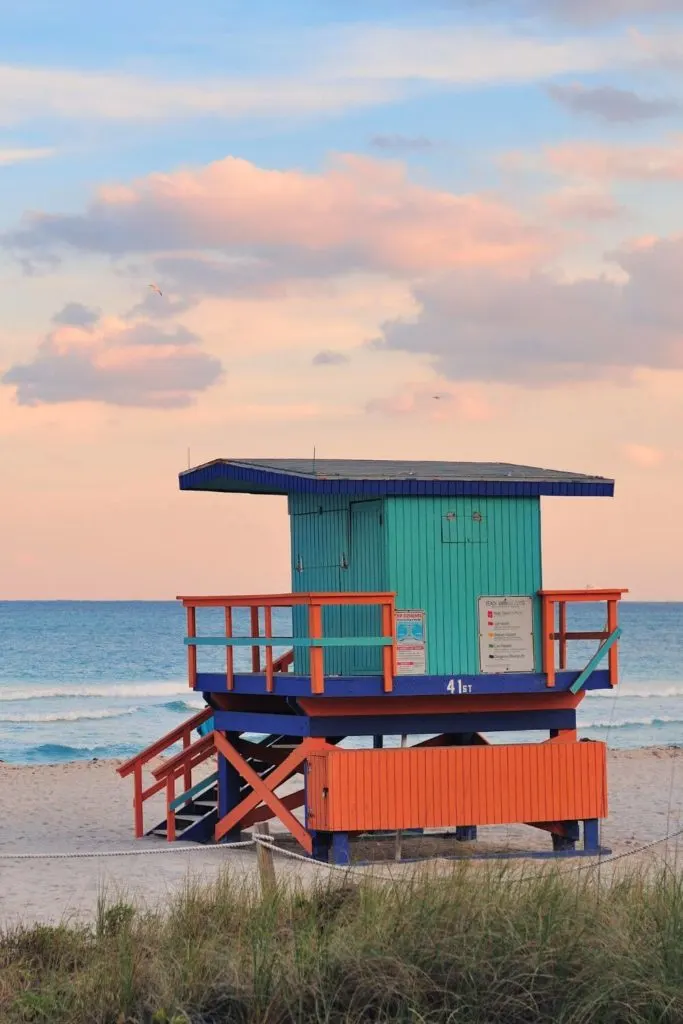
(377, 233), (683, 386)
(206, 401), (330, 423)
(543, 187), (623, 221)
(366, 383), (494, 421)
(622, 443), (665, 467)
(2, 311), (221, 408)
(6, 154), (550, 278)
(546, 136), (683, 180)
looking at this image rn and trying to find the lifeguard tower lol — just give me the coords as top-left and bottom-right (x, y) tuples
(119, 459), (625, 863)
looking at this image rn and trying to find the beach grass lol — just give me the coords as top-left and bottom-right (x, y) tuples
(2, 862), (683, 1024)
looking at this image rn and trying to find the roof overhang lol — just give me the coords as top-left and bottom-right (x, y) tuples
(179, 459), (615, 499)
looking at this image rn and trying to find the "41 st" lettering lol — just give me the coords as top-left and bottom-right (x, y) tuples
(447, 678), (472, 694)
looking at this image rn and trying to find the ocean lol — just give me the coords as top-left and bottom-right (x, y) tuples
(0, 601), (682, 764)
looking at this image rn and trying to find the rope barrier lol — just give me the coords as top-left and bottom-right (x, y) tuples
(0, 840), (256, 860)
(252, 836), (391, 879)
(0, 827), (680, 879)
(578, 827), (683, 871)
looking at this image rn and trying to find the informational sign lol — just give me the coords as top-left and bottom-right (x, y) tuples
(478, 596), (534, 673)
(395, 610), (426, 675)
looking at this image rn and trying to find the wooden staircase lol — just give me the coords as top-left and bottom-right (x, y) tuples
(118, 708), (304, 844)
(149, 775), (219, 842)
(118, 648), (297, 842)
(147, 733), (301, 842)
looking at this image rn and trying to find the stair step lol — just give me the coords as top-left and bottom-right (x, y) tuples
(171, 785), (218, 815)
(151, 820), (203, 838)
(176, 813), (207, 824)
(149, 801), (218, 839)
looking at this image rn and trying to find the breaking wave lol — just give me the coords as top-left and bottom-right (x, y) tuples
(591, 683), (683, 699)
(0, 682), (188, 702)
(582, 715), (683, 730)
(0, 707), (140, 724)
(18, 743), (140, 762)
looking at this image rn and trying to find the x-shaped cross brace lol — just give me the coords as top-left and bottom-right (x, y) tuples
(214, 733), (326, 853)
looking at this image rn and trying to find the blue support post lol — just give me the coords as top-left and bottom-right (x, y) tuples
(455, 826), (477, 842)
(331, 832), (351, 865)
(311, 831), (331, 862)
(373, 735), (384, 749)
(551, 821), (579, 852)
(584, 818), (600, 852)
(218, 733), (242, 842)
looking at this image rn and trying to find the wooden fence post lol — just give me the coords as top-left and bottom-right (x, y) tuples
(255, 822), (276, 895)
(394, 735), (407, 861)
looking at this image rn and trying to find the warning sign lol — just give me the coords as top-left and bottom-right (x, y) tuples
(478, 596), (534, 673)
(395, 610), (426, 675)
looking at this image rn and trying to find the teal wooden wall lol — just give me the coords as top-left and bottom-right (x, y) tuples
(345, 500), (385, 673)
(288, 494), (387, 674)
(385, 496), (543, 675)
(289, 495), (347, 674)
(286, 493), (543, 677)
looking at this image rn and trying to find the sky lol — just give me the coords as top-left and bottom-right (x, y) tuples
(2, 0), (683, 600)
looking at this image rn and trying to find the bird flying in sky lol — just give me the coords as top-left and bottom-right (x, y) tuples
(149, 283), (163, 297)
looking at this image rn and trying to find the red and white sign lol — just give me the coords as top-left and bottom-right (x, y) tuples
(395, 610), (426, 675)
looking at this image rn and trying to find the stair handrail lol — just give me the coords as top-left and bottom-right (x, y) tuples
(273, 648), (294, 673)
(117, 706), (213, 778)
(151, 730), (216, 782)
(151, 731), (218, 843)
(117, 706), (213, 838)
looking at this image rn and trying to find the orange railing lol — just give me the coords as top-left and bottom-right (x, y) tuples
(273, 648), (294, 673)
(177, 592), (396, 694)
(539, 589), (628, 688)
(117, 706), (213, 837)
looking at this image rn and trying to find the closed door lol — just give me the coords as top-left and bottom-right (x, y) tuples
(347, 501), (386, 674)
(291, 509), (347, 674)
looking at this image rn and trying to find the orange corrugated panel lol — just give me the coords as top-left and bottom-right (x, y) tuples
(307, 754), (330, 830)
(307, 742), (607, 832)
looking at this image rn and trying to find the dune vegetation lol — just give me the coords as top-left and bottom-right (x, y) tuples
(2, 861), (683, 1023)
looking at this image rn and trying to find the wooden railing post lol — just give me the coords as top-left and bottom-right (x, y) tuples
(309, 603), (324, 694)
(607, 598), (619, 685)
(225, 606), (234, 691)
(182, 728), (192, 792)
(543, 595), (556, 688)
(265, 606), (274, 693)
(166, 774), (176, 842)
(250, 605), (261, 672)
(187, 605), (197, 688)
(558, 601), (567, 670)
(381, 599), (394, 693)
(134, 763), (144, 838)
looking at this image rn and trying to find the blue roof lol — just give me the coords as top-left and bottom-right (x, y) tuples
(179, 459), (614, 498)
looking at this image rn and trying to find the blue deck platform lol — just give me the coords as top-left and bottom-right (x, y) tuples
(195, 668), (612, 698)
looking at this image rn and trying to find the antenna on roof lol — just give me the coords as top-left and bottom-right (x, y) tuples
(312, 445), (317, 476)
(187, 447), (191, 470)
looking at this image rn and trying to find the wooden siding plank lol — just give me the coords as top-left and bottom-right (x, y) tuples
(385, 496), (542, 676)
(306, 743), (607, 831)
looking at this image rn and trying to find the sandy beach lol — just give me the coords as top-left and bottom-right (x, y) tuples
(1, 747), (681, 930)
